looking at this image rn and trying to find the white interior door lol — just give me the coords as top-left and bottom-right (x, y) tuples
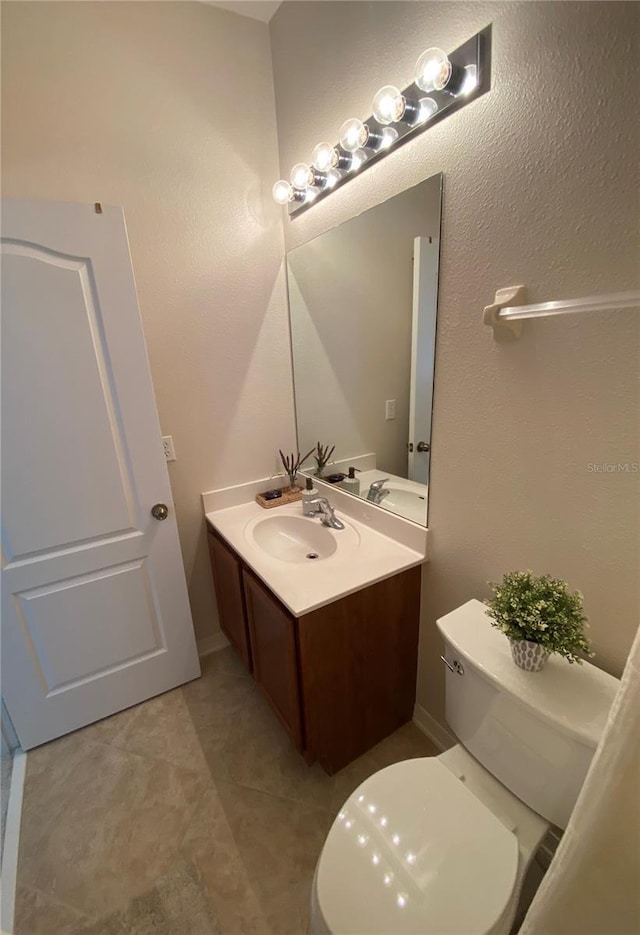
(1, 198), (200, 750)
(408, 236), (439, 486)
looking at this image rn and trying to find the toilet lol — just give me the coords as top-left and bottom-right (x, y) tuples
(311, 599), (619, 935)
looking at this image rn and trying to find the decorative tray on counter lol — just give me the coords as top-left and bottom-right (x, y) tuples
(255, 486), (303, 510)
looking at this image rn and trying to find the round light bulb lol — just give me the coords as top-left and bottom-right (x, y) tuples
(372, 85), (406, 125)
(272, 180), (293, 205)
(339, 118), (369, 153)
(311, 142), (338, 173)
(417, 97), (438, 123)
(415, 47), (452, 92)
(290, 162), (314, 189)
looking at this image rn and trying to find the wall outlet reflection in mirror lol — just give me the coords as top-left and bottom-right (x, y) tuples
(286, 173), (442, 527)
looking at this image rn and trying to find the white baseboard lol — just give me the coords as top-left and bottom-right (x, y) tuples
(197, 631), (229, 658)
(1, 749), (27, 934)
(413, 703), (456, 751)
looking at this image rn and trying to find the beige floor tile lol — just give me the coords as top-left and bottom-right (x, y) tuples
(182, 779), (329, 935)
(154, 856), (222, 934)
(17, 736), (207, 918)
(106, 685), (212, 778)
(180, 785), (273, 935)
(215, 780), (329, 935)
(182, 658), (260, 746)
(76, 857), (220, 935)
(78, 890), (169, 935)
(78, 700), (145, 748)
(199, 645), (250, 683)
(371, 721), (439, 768)
(220, 686), (336, 810)
(13, 884), (94, 935)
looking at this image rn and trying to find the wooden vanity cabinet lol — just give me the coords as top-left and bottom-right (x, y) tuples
(297, 569), (422, 773)
(243, 569), (303, 752)
(206, 521), (421, 774)
(206, 526), (252, 671)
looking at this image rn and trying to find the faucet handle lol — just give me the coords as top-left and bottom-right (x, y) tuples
(308, 496), (329, 509)
(305, 496), (345, 530)
(370, 477), (390, 490)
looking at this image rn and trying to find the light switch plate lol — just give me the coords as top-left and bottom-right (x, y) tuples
(162, 436), (176, 461)
(385, 400), (396, 421)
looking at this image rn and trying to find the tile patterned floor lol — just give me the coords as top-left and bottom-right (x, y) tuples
(14, 647), (437, 934)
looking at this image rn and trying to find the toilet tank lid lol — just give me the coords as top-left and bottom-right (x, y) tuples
(437, 599), (620, 749)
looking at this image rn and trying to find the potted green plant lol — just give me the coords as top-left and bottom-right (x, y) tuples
(485, 570), (593, 671)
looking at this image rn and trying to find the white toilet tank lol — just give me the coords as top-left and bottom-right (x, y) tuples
(437, 599), (619, 829)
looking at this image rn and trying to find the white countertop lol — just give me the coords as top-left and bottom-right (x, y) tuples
(205, 500), (426, 617)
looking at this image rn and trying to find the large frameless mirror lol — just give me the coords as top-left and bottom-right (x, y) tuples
(287, 173), (442, 525)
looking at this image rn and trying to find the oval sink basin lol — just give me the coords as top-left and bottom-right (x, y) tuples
(251, 515), (338, 563)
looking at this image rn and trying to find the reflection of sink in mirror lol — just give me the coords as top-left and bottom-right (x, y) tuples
(246, 514), (360, 564)
(287, 173), (442, 528)
(381, 487), (427, 525)
(359, 470), (428, 525)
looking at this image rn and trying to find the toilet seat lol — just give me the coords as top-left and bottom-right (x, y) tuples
(314, 757), (519, 935)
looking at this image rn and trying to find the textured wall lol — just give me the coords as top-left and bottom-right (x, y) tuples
(271, 1), (640, 723)
(289, 176), (441, 479)
(1, 1), (293, 647)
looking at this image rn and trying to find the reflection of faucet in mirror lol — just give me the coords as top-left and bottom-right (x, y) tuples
(306, 496), (345, 530)
(366, 478), (390, 504)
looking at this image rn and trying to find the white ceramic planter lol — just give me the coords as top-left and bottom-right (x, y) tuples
(509, 638), (550, 672)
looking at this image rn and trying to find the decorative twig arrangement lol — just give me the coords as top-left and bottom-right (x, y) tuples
(314, 442), (335, 477)
(279, 448), (315, 489)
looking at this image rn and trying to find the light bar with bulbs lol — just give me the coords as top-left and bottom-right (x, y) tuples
(273, 26), (491, 217)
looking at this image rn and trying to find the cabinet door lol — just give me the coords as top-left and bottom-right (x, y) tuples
(207, 527), (252, 671)
(242, 570), (303, 751)
(298, 566), (422, 773)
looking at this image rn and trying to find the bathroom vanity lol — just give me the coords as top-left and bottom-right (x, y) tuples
(205, 495), (425, 774)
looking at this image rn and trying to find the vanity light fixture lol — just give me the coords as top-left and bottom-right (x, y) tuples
(273, 25), (491, 216)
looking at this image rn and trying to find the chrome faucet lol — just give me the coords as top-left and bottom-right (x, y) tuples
(366, 478), (390, 504)
(306, 496), (345, 530)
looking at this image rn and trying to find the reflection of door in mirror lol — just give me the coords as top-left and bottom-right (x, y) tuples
(408, 236), (438, 486)
(287, 173), (442, 527)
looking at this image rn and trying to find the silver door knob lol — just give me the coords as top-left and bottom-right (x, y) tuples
(417, 441), (430, 452)
(151, 503), (169, 521)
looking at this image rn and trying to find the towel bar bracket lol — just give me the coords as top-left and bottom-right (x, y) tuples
(483, 285), (526, 342)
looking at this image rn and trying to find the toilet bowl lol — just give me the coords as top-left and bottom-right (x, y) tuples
(311, 599), (619, 935)
(311, 746), (548, 935)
